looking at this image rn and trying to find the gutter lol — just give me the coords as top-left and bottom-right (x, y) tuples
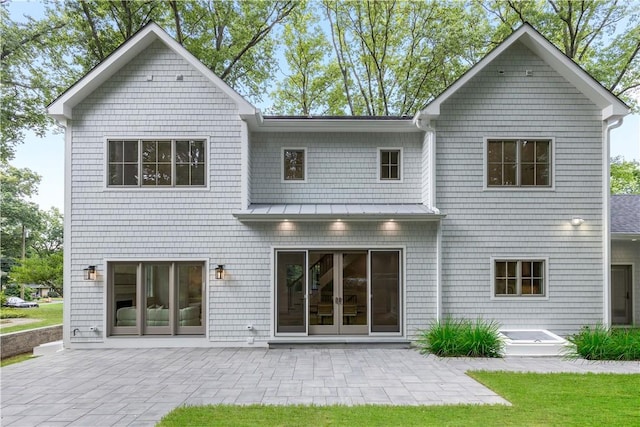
(414, 112), (443, 321)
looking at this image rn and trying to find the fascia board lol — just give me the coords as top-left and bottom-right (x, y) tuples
(47, 23), (255, 120)
(250, 119), (420, 133)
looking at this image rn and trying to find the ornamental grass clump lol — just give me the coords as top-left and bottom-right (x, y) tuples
(567, 325), (640, 361)
(417, 318), (503, 357)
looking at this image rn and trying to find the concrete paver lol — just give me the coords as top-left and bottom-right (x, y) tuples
(1, 348), (638, 426)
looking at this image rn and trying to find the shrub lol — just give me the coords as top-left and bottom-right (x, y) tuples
(417, 317), (503, 357)
(567, 325), (640, 361)
(0, 308), (28, 319)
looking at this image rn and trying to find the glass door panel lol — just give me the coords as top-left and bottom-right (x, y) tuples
(309, 251), (337, 334)
(144, 264), (171, 335)
(276, 252), (306, 333)
(176, 264), (204, 334)
(340, 252), (368, 335)
(111, 263), (138, 334)
(371, 251), (401, 333)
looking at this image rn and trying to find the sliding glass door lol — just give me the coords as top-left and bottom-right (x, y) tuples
(275, 249), (402, 336)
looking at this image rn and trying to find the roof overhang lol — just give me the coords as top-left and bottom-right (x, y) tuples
(233, 204), (444, 222)
(418, 24), (630, 123)
(245, 117), (421, 133)
(47, 23), (255, 123)
(611, 233), (640, 241)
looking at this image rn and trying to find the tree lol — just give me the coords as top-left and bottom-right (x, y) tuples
(9, 252), (64, 297)
(0, 5), (68, 161)
(0, 163), (42, 261)
(482, 0), (640, 110)
(270, 4), (339, 115)
(611, 156), (640, 194)
(303, 0), (491, 116)
(2, 0), (298, 159)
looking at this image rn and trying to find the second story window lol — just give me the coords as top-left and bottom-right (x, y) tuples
(379, 149), (401, 180)
(487, 139), (551, 187)
(283, 148), (306, 181)
(108, 139), (206, 187)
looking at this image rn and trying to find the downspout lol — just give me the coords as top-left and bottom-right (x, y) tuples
(603, 117), (624, 327)
(57, 118), (72, 349)
(414, 112), (442, 322)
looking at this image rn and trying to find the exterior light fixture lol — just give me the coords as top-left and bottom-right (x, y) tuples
(571, 217), (584, 226)
(84, 266), (97, 281)
(215, 265), (225, 280)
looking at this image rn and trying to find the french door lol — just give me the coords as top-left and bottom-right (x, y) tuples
(308, 251), (368, 335)
(275, 249), (401, 336)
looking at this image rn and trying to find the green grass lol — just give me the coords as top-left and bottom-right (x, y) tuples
(567, 325), (640, 360)
(0, 302), (63, 334)
(0, 352), (38, 367)
(158, 372), (640, 427)
(416, 317), (503, 357)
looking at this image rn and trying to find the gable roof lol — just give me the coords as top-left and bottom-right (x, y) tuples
(611, 195), (640, 236)
(47, 22), (256, 123)
(416, 23), (629, 124)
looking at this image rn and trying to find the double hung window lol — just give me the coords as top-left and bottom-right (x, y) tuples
(108, 139), (206, 187)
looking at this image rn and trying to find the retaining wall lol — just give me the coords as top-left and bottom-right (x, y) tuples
(1, 325), (63, 359)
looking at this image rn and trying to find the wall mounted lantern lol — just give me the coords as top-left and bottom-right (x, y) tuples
(215, 265), (225, 280)
(571, 217), (584, 227)
(84, 265), (97, 281)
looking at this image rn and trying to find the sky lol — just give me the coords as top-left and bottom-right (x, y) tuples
(7, 0), (640, 213)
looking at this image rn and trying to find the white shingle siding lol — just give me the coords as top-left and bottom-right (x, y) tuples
(250, 132), (422, 204)
(67, 40), (437, 344)
(436, 41), (604, 334)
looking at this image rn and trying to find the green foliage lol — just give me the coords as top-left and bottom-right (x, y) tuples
(9, 252), (63, 297)
(567, 325), (640, 361)
(611, 156), (640, 194)
(416, 317), (503, 357)
(484, 0), (640, 110)
(0, 291), (6, 306)
(0, 308), (28, 319)
(159, 373), (640, 427)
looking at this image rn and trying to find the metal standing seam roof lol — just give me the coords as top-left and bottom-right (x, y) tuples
(611, 195), (640, 234)
(233, 204), (443, 221)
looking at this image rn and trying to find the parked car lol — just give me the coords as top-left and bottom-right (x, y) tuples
(3, 297), (39, 308)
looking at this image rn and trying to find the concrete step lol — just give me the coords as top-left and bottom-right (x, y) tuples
(268, 339), (411, 349)
(33, 340), (64, 356)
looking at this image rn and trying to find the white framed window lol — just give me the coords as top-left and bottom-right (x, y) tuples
(378, 148), (402, 181)
(484, 138), (553, 188)
(107, 139), (206, 187)
(491, 258), (548, 298)
(282, 148), (306, 182)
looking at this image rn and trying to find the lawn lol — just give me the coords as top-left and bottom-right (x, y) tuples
(159, 372), (640, 427)
(0, 302), (63, 334)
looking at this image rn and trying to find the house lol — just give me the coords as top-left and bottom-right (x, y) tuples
(47, 22), (631, 349)
(611, 195), (640, 326)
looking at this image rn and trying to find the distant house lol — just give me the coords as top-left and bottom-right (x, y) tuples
(24, 284), (53, 299)
(47, 23), (631, 349)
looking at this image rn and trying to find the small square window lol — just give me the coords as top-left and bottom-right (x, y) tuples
(380, 149), (401, 180)
(283, 148), (305, 181)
